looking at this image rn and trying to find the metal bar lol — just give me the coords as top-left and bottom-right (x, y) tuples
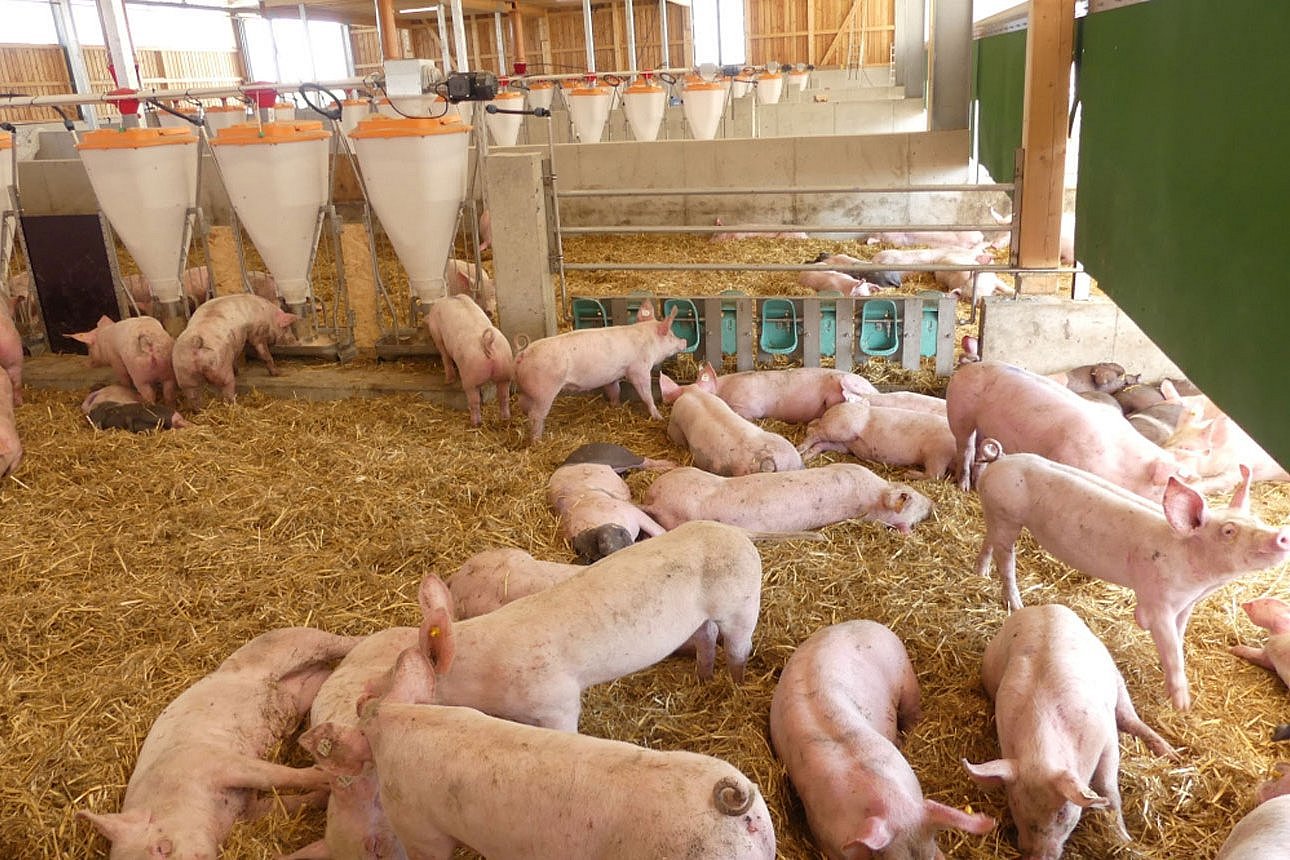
(51, 0), (98, 128)
(561, 224), (1010, 235)
(582, 0), (596, 72)
(624, 0), (638, 75)
(835, 296), (855, 372)
(564, 261), (1074, 274)
(0, 77), (374, 109)
(935, 297), (956, 376)
(494, 12), (506, 75)
(701, 296), (721, 367)
(735, 299), (753, 371)
(437, 9), (453, 72)
(802, 298), (820, 368)
(558, 183), (1014, 197)
(659, 0), (671, 68)
(450, 0), (471, 73)
(899, 296), (920, 370)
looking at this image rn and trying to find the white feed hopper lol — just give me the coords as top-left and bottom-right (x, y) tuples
(204, 104), (245, 133)
(789, 69), (810, 92)
(682, 80), (726, 141)
(0, 135), (13, 273)
(566, 86), (612, 143)
(209, 121), (331, 307)
(381, 96), (460, 121)
(156, 108), (194, 129)
(756, 71), (785, 105)
(76, 127), (199, 310)
(527, 81), (556, 112)
(348, 115), (470, 308)
(622, 79), (665, 142)
(274, 102), (296, 122)
(485, 90), (525, 146)
(340, 98), (371, 136)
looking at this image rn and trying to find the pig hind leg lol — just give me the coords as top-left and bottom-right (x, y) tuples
(692, 619), (719, 682)
(1089, 745), (1131, 842)
(219, 756), (331, 795)
(976, 513), (1025, 610)
(1230, 644), (1276, 671)
(464, 385), (483, 427)
(494, 380), (511, 421)
(602, 379), (622, 407)
(1113, 675), (1177, 758)
(718, 611), (757, 684)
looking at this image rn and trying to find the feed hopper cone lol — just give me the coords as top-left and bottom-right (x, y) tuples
(623, 81), (665, 142)
(755, 72), (785, 104)
(566, 86), (612, 143)
(340, 99), (371, 136)
(682, 81), (726, 140)
(0, 135), (12, 273)
(526, 81), (556, 111)
(204, 104), (245, 133)
(484, 91), (525, 146)
(789, 70), (810, 92)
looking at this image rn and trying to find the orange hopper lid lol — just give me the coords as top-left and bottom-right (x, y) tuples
(0, 136), (12, 151)
(758, 71), (782, 80)
(567, 87), (608, 97)
(206, 104), (244, 113)
(340, 98), (368, 107)
(76, 126), (197, 150)
(208, 121), (331, 146)
(625, 81), (664, 94)
(528, 80), (555, 89)
(683, 81), (724, 91)
(491, 90), (524, 100)
(348, 116), (471, 139)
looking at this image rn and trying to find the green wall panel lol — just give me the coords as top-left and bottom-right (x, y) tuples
(972, 29), (1026, 183)
(1077, 0), (1290, 469)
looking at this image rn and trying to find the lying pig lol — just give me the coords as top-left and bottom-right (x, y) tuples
(867, 230), (986, 250)
(0, 373), (19, 479)
(990, 208), (1076, 265)
(711, 217), (808, 241)
(477, 207), (492, 253)
(1080, 390), (1123, 411)
(122, 267), (211, 315)
(772, 621), (995, 858)
(449, 548), (582, 619)
(69, 315), (177, 406)
(1128, 402), (1195, 446)
(660, 361), (875, 424)
(931, 249), (1006, 298)
(1046, 362), (1133, 395)
(172, 294), (299, 408)
(78, 627), (360, 859)
(513, 300), (684, 443)
(798, 400), (956, 479)
(444, 258), (498, 318)
(798, 269), (874, 297)
(0, 296), (22, 406)
(975, 452), (1290, 710)
(1258, 765), (1290, 805)
(303, 647), (776, 860)
(1230, 597), (1290, 689)
(1216, 790), (1290, 858)
(547, 461), (666, 562)
(667, 387), (803, 476)
(1113, 383), (1164, 414)
(810, 252), (902, 289)
(963, 604), (1176, 860)
(1166, 412), (1290, 491)
(861, 390), (948, 416)
(643, 463), (932, 534)
(424, 294), (512, 427)
(947, 360), (1184, 500)
(81, 384), (190, 432)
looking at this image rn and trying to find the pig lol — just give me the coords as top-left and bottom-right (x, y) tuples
(1045, 362), (1134, 395)
(245, 269), (278, 302)
(171, 294), (299, 408)
(660, 361), (876, 425)
(667, 387), (803, 476)
(1080, 390), (1123, 411)
(946, 360), (1185, 500)
(1230, 597), (1290, 689)
(78, 627), (360, 860)
(974, 451), (1290, 710)
(547, 461), (666, 562)
(809, 252), (902, 289)
(448, 548), (582, 619)
(444, 258), (498, 318)
(1127, 401), (1195, 446)
(423, 294), (512, 427)
(1113, 382), (1164, 414)
(0, 296), (22, 406)
(798, 269), (875, 297)
(867, 230), (987, 250)
(3, 270), (30, 317)
(1258, 765), (1290, 804)
(798, 400), (956, 479)
(121, 267), (211, 315)
(513, 300), (684, 443)
(712, 216), (808, 241)
(1166, 411), (1290, 491)
(478, 207), (492, 253)
(871, 248), (961, 267)
(932, 249), (1006, 299)
(771, 621), (995, 859)
(962, 605), (1177, 860)
(948, 271), (1012, 305)
(861, 390), (948, 416)
(1215, 789), (1290, 858)
(302, 646), (776, 860)
(1274, 725), (1290, 743)
(990, 208), (1076, 266)
(558, 441), (675, 473)
(643, 463), (932, 534)
(81, 384), (190, 432)
(69, 315), (177, 406)
(0, 373), (19, 479)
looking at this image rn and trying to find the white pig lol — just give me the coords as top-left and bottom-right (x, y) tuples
(667, 387), (803, 476)
(1230, 597), (1290, 688)
(69, 315), (177, 406)
(1217, 794), (1290, 859)
(860, 390), (948, 416)
(798, 400), (956, 479)
(0, 295), (22, 406)
(798, 269), (875, 296)
(0, 373), (19, 479)
(547, 461), (666, 562)
(963, 604), (1177, 860)
(423, 294), (512, 427)
(660, 361), (876, 424)
(444, 258), (498, 318)
(867, 230), (986, 249)
(172, 294), (298, 408)
(771, 621), (995, 859)
(448, 548), (582, 619)
(1258, 764), (1290, 804)
(121, 267), (211, 315)
(975, 452), (1290, 710)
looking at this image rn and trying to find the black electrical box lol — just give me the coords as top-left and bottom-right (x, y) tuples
(445, 71), (499, 103)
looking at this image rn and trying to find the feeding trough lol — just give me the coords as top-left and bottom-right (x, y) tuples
(682, 80), (726, 141)
(484, 89), (525, 147)
(566, 85), (612, 143)
(623, 78), (665, 142)
(755, 71), (785, 104)
(76, 126), (199, 335)
(526, 80), (556, 112)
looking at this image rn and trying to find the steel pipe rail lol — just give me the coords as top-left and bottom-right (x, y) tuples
(560, 223), (1008, 235)
(558, 183), (1014, 197)
(508, 68), (691, 83)
(0, 77), (376, 109)
(562, 262), (1031, 273)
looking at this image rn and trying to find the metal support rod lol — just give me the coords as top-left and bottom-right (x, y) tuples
(95, 0), (140, 90)
(558, 182), (1014, 198)
(298, 4), (318, 80)
(659, 0), (671, 68)
(493, 12), (507, 75)
(450, 0), (471, 74)
(437, 8), (453, 72)
(624, 0), (638, 75)
(561, 262), (1046, 273)
(582, 0), (596, 72)
(51, 0), (97, 128)
(560, 223), (1011, 235)
(544, 113), (568, 310)
(0, 77), (375, 109)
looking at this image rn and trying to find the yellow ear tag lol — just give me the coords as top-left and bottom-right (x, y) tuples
(700, 373), (711, 383)
(429, 626), (441, 639)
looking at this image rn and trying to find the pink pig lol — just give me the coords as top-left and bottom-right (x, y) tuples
(547, 462), (665, 562)
(0, 297), (22, 406)
(122, 267), (211, 315)
(862, 390), (947, 416)
(1256, 765), (1290, 805)
(963, 604), (1177, 860)
(448, 548), (582, 620)
(1230, 597), (1290, 689)
(424, 294), (512, 427)
(245, 270), (278, 302)
(172, 295), (298, 408)
(867, 230), (986, 249)
(798, 269), (875, 297)
(771, 621), (995, 859)
(0, 373), (20, 479)
(513, 300), (684, 443)
(660, 361), (876, 424)
(444, 258), (498, 318)
(975, 452), (1290, 710)
(78, 627), (360, 860)
(798, 400), (957, 479)
(69, 315), (177, 406)
(643, 463), (932, 534)
(1217, 793), (1290, 859)
(667, 387), (803, 476)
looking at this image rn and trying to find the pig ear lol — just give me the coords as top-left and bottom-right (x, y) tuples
(636, 301), (655, 321)
(1055, 772), (1109, 809)
(695, 364), (719, 393)
(276, 310), (299, 328)
(658, 373), (679, 403)
(1228, 464), (1254, 514)
(385, 646), (438, 706)
(884, 488), (912, 514)
(96, 315), (115, 328)
(1159, 378), (1180, 402)
(77, 808), (151, 842)
(924, 799), (996, 835)
(68, 330), (96, 345)
(844, 816), (893, 852)
(416, 575), (456, 673)
(659, 306), (679, 333)
(299, 722), (370, 777)
(962, 757), (1017, 786)
(1162, 478), (1207, 535)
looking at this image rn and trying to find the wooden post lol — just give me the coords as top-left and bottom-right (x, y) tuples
(806, 0), (816, 66)
(611, 2), (625, 72)
(511, 7), (527, 70)
(377, 0), (400, 59)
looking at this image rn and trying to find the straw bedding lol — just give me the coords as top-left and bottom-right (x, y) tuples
(2, 238), (1284, 860)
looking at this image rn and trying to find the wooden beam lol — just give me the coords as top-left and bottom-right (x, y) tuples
(377, 0), (401, 59)
(469, 14), (483, 69)
(1017, 0), (1075, 269)
(818, 0), (862, 67)
(806, 0), (815, 65)
(611, 1), (625, 71)
(538, 12), (553, 72)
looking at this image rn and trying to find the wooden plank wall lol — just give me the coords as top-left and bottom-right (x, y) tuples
(747, 0), (895, 68)
(0, 44), (72, 123)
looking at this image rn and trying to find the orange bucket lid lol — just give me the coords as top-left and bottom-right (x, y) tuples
(206, 104), (245, 113)
(683, 81), (724, 91)
(625, 81), (663, 94)
(757, 71), (782, 80)
(491, 90), (524, 100)
(209, 121), (331, 146)
(788, 69), (809, 76)
(0, 136), (12, 150)
(528, 80), (555, 89)
(567, 86), (608, 97)
(340, 98), (368, 107)
(349, 115), (470, 139)
(273, 101), (294, 109)
(77, 126), (197, 150)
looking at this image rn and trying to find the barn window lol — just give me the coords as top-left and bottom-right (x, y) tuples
(691, 0), (746, 66)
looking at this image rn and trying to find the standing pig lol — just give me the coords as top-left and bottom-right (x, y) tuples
(0, 296), (22, 405)
(245, 270), (278, 302)
(798, 400), (956, 479)
(660, 361), (875, 424)
(643, 463), (932, 534)
(69, 315), (177, 406)
(0, 373), (20, 479)
(81, 384), (190, 432)
(668, 387), (803, 476)
(78, 627), (360, 859)
(1230, 597), (1290, 688)
(303, 647), (776, 860)
(974, 452), (1290, 710)
(963, 605), (1177, 860)
(547, 461), (666, 562)
(1217, 794), (1290, 859)
(122, 267), (211, 315)
(513, 300), (684, 443)
(424, 294), (512, 427)
(171, 295), (298, 408)
(449, 548), (582, 619)
(444, 258), (498, 318)
(771, 621), (995, 859)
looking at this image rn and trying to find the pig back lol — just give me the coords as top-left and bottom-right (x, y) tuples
(982, 604), (1120, 714)
(1215, 795), (1290, 860)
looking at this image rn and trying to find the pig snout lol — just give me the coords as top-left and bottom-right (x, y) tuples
(1273, 724), (1290, 742)
(571, 524), (634, 564)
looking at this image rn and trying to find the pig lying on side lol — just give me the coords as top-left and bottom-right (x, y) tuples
(772, 621), (995, 859)
(547, 461), (666, 562)
(810, 252), (902, 289)
(711, 217), (808, 241)
(0, 373), (19, 479)
(172, 294), (299, 408)
(797, 269), (875, 297)
(424, 294), (512, 427)
(448, 548), (582, 619)
(78, 627), (360, 859)
(798, 400), (956, 479)
(81, 384), (190, 432)
(1230, 597), (1290, 689)
(303, 647), (776, 860)
(660, 361), (875, 424)
(0, 296), (22, 406)
(1216, 792), (1290, 859)
(513, 301), (684, 443)
(70, 316), (177, 406)
(1258, 764), (1290, 804)
(975, 452), (1290, 710)
(867, 230), (986, 249)
(643, 463), (932, 534)
(668, 388), (803, 476)
(1046, 362), (1135, 395)
(861, 389), (948, 416)
(963, 604), (1177, 860)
